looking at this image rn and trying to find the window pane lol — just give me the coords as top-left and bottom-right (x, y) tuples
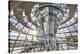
(65, 33), (70, 36)
(59, 29), (64, 33)
(27, 35), (32, 41)
(18, 36), (25, 40)
(74, 24), (78, 30)
(56, 30), (60, 33)
(27, 22), (32, 27)
(71, 32), (77, 36)
(74, 11), (78, 19)
(33, 36), (37, 41)
(60, 34), (65, 37)
(66, 21), (71, 26)
(16, 23), (23, 30)
(58, 25), (62, 28)
(70, 18), (76, 23)
(22, 27), (29, 33)
(68, 26), (75, 31)
(62, 24), (66, 27)
(64, 28), (69, 32)
(10, 35), (17, 40)
(56, 34), (61, 37)
(10, 32), (19, 36)
(23, 16), (28, 23)
(20, 34), (26, 37)
(10, 17), (18, 26)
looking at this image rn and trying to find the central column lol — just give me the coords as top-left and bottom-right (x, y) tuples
(32, 4), (63, 51)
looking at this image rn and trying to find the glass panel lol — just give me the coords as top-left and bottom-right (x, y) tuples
(70, 18), (76, 23)
(66, 21), (71, 26)
(68, 26), (75, 31)
(56, 34), (61, 37)
(74, 24), (78, 30)
(62, 24), (66, 27)
(10, 35), (25, 40)
(62, 17), (66, 22)
(71, 32), (77, 36)
(9, 32), (19, 40)
(22, 27), (29, 33)
(66, 9), (69, 13)
(33, 36), (37, 41)
(15, 23), (23, 30)
(65, 33), (70, 36)
(58, 25), (62, 28)
(18, 36), (25, 40)
(59, 29), (64, 33)
(27, 35), (32, 41)
(40, 7), (48, 14)
(27, 22), (32, 27)
(74, 11), (78, 19)
(20, 34), (26, 37)
(60, 34), (65, 37)
(23, 16), (28, 23)
(56, 29), (60, 33)
(64, 13), (69, 18)
(10, 32), (19, 36)
(10, 35), (17, 40)
(57, 11), (63, 20)
(10, 17), (18, 26)
(63, 28), (69, 32)
(49, 7), (58, 15)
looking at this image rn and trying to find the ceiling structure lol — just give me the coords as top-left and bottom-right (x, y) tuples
(9, 1), (78, 53)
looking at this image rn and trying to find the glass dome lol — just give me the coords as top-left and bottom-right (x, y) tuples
(9, 1), (78, 53)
